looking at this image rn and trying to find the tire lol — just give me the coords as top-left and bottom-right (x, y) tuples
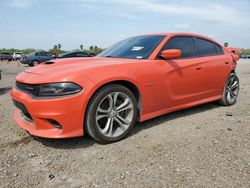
(218, 72), (239, 106)
(85, 84), (138, 144)
(32, 60), (39, 66)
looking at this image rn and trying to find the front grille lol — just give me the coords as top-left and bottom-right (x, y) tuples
(16, 82), (38, 97)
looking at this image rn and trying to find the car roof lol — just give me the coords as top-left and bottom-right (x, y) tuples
(141, 32), (220, 45)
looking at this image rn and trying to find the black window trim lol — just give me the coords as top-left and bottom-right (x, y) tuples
(156, 35), (224, 60)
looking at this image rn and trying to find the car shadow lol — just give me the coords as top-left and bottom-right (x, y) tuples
(37, 102), (221, 149)
(0, 87), (12, 95)
(132, 102), (220, 135)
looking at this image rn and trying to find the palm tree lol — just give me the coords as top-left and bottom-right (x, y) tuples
(89, 46), (94, 51)
(53, 45), (58, 50)
(224, 42), (229, 47)
(58, 44), (61, 50)
(80, 45), (83, 50)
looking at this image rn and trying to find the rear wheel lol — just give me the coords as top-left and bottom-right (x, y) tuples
(218, 73), (239, 106)
(85, 84), (138, 144)
(32, 60), (39, 66)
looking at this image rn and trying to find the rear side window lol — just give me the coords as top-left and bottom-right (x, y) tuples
(161, 36), (196, 58)
(196, 38), (217, 56)
(214, 44), (223, 54)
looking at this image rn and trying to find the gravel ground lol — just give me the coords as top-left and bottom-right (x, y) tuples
(0, 59), (250, 188)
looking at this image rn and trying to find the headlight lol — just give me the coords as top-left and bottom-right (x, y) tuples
(38, 82), (82, 97)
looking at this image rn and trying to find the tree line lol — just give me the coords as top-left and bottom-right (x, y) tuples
(0, 44), (104, 55)
(1, 45), (250, 55)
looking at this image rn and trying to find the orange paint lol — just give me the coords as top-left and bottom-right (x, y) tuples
(10, 33), (238, 138)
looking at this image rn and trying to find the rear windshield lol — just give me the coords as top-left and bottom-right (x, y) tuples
(2, 52), (11, 55)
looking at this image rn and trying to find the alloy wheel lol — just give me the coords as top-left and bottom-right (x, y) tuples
(226, 75), (239, 104)
(95, 92), (134, 138)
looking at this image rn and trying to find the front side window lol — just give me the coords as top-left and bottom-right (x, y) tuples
(98, 35), (165, 59)
(160, 36), (196, 58)
(196, 38), (217, 56)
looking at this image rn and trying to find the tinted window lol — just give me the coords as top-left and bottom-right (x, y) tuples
(35, 52), (41, 56)
(214, 44), (223, 54)
(76, 52), (89, 57)
(65, 53), (75, 58)
(161, 37), (196, 58)
(41, 52), (47, 56)
(98, 35), (165, 59)
(196, 38), (217, 56)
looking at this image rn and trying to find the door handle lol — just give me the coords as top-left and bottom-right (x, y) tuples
(225, 62), (229, 64)
(196, 67), (202, 70)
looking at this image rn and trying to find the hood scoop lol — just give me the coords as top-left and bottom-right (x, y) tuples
(43, 61), (55, 65)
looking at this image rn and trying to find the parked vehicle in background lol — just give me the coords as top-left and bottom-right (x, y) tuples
(55, 51), (91, 59)
(11, 33), (240, 144)
(20, 51), (53, 66)
(12, 52), (23, 61)
(0, 52), (12, 61)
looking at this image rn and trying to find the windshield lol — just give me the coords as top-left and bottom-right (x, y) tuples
(98, 35), (165, 59)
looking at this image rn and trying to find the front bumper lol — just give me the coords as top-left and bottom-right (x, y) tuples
(10, 87), (88, 138)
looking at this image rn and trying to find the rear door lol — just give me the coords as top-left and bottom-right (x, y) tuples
(194, 38), (232, 96)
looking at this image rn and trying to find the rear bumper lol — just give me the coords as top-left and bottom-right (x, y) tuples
(10, 87), (88, 138)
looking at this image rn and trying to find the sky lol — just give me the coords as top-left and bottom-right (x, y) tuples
(0, 0), (249, 50)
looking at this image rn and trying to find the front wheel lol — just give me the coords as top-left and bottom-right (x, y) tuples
(85, 84), (138, 144)
(218, 72), (239, 106)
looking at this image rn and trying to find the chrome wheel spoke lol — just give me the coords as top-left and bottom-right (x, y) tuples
(227, 91), (231, 102)
(113, 92), (119, 108)
(230, 91), (236, 97)
(97, 106), (109, 114)
(114, 117), (128, 130)
(102, 118), (112, 134)
(116, 115), (130, 125)
(228, 77), (234, 86)
(96, 114), (108, 121)
(231, 81), (238, 89)
(117, 98), (130, 111)
(107, 94), (114, 109)
(117, 104), (133, 113)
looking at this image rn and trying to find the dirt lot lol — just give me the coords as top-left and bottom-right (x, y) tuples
(0, 60), (250, 187)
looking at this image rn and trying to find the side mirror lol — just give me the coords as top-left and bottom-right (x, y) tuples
(161, 49), (181, 60)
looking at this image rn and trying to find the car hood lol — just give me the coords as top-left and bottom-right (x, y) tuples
(24, 57), (137, 76)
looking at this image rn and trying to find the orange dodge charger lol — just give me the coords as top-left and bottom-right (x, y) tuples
(11, 33), (240, 143)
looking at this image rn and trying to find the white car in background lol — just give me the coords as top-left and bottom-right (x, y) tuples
(12, 52), (23, 61)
